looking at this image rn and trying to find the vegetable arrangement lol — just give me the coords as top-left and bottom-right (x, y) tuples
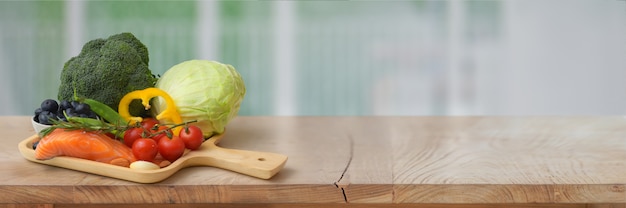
(32, 33), (246, 170)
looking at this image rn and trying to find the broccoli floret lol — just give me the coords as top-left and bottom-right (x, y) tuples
(58, 32), (157, 116)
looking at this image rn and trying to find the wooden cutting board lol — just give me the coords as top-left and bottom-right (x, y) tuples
(18, 132), (288, 183)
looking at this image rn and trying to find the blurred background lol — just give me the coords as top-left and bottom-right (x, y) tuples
(1, 0), (625, 116)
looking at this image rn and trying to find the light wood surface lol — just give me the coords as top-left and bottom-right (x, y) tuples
(1, 116), (625, 207)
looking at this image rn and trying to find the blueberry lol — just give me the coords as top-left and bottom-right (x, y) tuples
(34, 108), (43, 116)
(41, 99), (59, 113)
(57, 111), (67, 120)
(71, 101), (80, 108)
(59, 100), (72, 110)
(65, 108), (77, 117)
(75, 103), (91, 114)
(33, 115), (39, 122)
(38, 111), (55, 125)
(32, 140), (39, 150)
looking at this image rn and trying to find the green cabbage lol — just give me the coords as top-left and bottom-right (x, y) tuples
(154, 60), (245, 137)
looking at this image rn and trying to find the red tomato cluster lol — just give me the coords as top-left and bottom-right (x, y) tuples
(123, 118), (204, 162)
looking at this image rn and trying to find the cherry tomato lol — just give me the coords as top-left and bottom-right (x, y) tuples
(123, 127), (144, 147)
(150, 125), (171, 143)
(180, 125), (203, 150)
(132, 138), (158, 162)
(141, 118), (160, 130)
(158, 136), (185, 162)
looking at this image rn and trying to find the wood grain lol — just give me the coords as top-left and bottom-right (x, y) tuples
(389, 117), (626, 203)
(48, 203), (624, 208)
(7, 204), (624, 208)
(2, 116), (626, 206)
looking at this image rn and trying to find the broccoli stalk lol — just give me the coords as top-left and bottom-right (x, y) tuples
(58, 32), (157, 117)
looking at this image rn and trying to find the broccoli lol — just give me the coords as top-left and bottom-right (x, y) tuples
(58, 32), (157, 117)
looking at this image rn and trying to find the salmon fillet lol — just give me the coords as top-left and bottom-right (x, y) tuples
(35, 129), (136, 166)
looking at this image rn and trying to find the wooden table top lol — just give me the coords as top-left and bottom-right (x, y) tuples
(1, 116), (625, 206)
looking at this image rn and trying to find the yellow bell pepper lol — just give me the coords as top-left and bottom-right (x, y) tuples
(118, 88), (183, 135)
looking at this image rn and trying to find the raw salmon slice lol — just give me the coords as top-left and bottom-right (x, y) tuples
(35, 129), (136, 166)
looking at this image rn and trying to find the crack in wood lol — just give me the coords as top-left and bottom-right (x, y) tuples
(333, 135), (354, 203)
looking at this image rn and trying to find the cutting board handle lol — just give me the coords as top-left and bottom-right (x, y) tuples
(187, 143), (288, 179)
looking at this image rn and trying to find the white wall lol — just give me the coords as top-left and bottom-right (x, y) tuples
(500, 0), (626, 115)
